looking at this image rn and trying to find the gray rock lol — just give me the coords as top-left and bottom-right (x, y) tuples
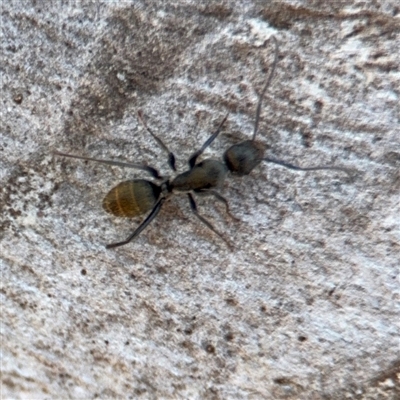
(2, 1), (399, 398)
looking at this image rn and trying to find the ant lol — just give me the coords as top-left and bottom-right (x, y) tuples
(55, 36), (352, 249)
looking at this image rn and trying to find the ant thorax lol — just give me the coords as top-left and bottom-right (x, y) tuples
(171, 159), (228, 193)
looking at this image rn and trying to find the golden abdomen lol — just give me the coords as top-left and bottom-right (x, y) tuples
(102, 180), (161, 217)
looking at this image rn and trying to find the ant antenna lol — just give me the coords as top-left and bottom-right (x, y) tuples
(263, 156), (354, 175)
(252, 36), (279, 141)
(137, 110), (177, 172)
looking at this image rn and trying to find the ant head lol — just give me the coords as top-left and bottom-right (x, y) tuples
(223, 140), (266, 176)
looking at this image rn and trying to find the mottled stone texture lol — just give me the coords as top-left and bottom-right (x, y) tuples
(1, 1), (399, 399)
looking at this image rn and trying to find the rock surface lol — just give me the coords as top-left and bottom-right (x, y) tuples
(2, 1), (399, 399)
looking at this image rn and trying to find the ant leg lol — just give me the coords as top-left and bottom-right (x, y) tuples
(263, 156), (353, 175)
(137, 110), (176, 171)
(187, 193), (233, 249)
(194, 189), (240, 222)
(188, 113), (229, 168)
(106, 197), (166, 249)
(253, 36), (279, 141)
(54, 151), (162, 179)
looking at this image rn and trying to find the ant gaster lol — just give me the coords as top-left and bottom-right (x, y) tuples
(55, 111), (233, 249)
(56, 36), (351, 249)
